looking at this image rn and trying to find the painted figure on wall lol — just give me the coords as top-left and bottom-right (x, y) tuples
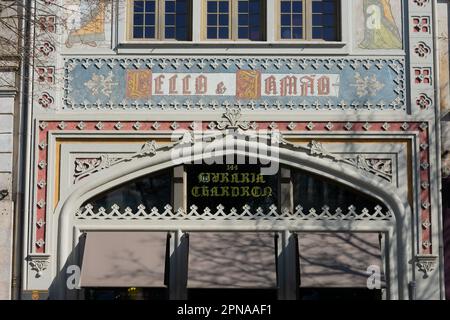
(359, 0), (402, 49)
(65, 0), (107, 48)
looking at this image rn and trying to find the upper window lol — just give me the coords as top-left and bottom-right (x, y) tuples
(131, 0), (192, 40)
(204, 0), (266, 41)
(129, 0), (339, 42)
(279, 0), (339, 41)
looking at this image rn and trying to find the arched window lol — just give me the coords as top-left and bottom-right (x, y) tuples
(82, 169), (172, 211)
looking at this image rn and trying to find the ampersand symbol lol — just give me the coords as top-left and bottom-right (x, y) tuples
(216, 82), (227, 94)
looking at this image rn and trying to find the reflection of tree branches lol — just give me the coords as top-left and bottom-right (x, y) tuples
(298, 232), (386, 286)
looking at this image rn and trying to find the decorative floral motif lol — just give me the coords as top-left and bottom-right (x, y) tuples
(216, 108), (255, 130)
(416, 93), (433, 110)
(36, 67), (55, 84)
(38, 92), (54, 108)
(412, 16), (431, 33)
(85, 71), (118, 96)
(37, 42), (55, 57)
(29, 258), (49, 278)
(73, 141), (159, 183)
(37, 16), (56, 33)
(414, 68), (432, 85)
(416, 255), (437, 278)
(351, 73), (385, 97)
(414, 42), (431, 58)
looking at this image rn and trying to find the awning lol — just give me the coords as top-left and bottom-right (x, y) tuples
(80, 232), (168, 287)
(188, 232), (277, 288)
(297, 232), (385, 288)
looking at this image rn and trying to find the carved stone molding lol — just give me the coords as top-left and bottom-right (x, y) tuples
(28, 254), (50, 278)
(73, 140), (159, 183)
(35, 120), (432, 255)
(415, 255), (438, 278)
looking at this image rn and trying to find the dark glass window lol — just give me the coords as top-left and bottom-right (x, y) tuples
(237, 0), (265, 41)
(279, 0), (339, 41)
(133, 0), (157, 39)
(293, 169), (386, 213)
(82, 170), (172, 212)
(311, 0), (338, 41)
(206, 0), (230, 39)
(132, 0), (192, 40)
(280, 0), (303, 39)
(165, 0), (190, 40)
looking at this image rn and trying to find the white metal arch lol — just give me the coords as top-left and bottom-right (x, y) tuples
(51, 136), (413, 299)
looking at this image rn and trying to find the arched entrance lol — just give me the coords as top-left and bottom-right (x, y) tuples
(51, 134), (412, 300)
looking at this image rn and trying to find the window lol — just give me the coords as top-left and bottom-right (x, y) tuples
(128, 0), (340, 42)
(204, 0), (266, 41)
(278, 0), (339, 41)
(131, 0), (192, 40)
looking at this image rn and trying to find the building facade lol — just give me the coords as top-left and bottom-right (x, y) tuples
(1, 0), (449, 300)
(0, 0), (22, 300)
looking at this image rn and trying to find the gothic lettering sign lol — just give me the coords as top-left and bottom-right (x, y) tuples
(186, 164), (278, 212)
(64, 57), (405, 110)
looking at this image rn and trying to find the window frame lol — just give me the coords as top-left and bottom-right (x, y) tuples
(202, 0), (267, 41)
(123, 0), (343, 45)
(276, 0), (340, 41)
(127, 0), (193, 41)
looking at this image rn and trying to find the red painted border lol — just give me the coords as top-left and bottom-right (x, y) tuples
(35, 121), (431, 254)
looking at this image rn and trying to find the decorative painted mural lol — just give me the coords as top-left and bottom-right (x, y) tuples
(63, 0), (110, 48)
(63, 57), (405, 111)
(356, 0), (403, 50)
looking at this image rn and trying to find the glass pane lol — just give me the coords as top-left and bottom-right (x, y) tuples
(281, 27), (291, 39)
(132, 0), (156, 39)
(207, 26), (217, 38)
(293, 168), (387, 213)
(186, 164), (279, 212)
(279, 0), (304, 39)
(166, 0), (176, 11)
(219, 14), (229, 26)
(165, 26), (175, 38)
(134, 0), (145, 12)
(206, 1), (230, 39)
(238, 27), (249, 38)
(145, 1), (155, 11)
(219, 26), (229, 38)
(83, 170), (172, 212)
(134, 14), (144, 25)
(237, 0), (264, 41)
(292, 27), (302, 38)
(164, 0), (190, 40)
(311, 0), (338, 40)
(145, 13), (155, 25)
(133, 26), (144, 38)
(207, 14), (217, 25)
(145, 26), (155, 38)
(281, 14), (291, 26)
(281, 1), (291, 12)
(292, 0), (302, 12)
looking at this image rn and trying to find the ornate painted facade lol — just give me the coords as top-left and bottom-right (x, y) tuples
(2, 0), (449, 300)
